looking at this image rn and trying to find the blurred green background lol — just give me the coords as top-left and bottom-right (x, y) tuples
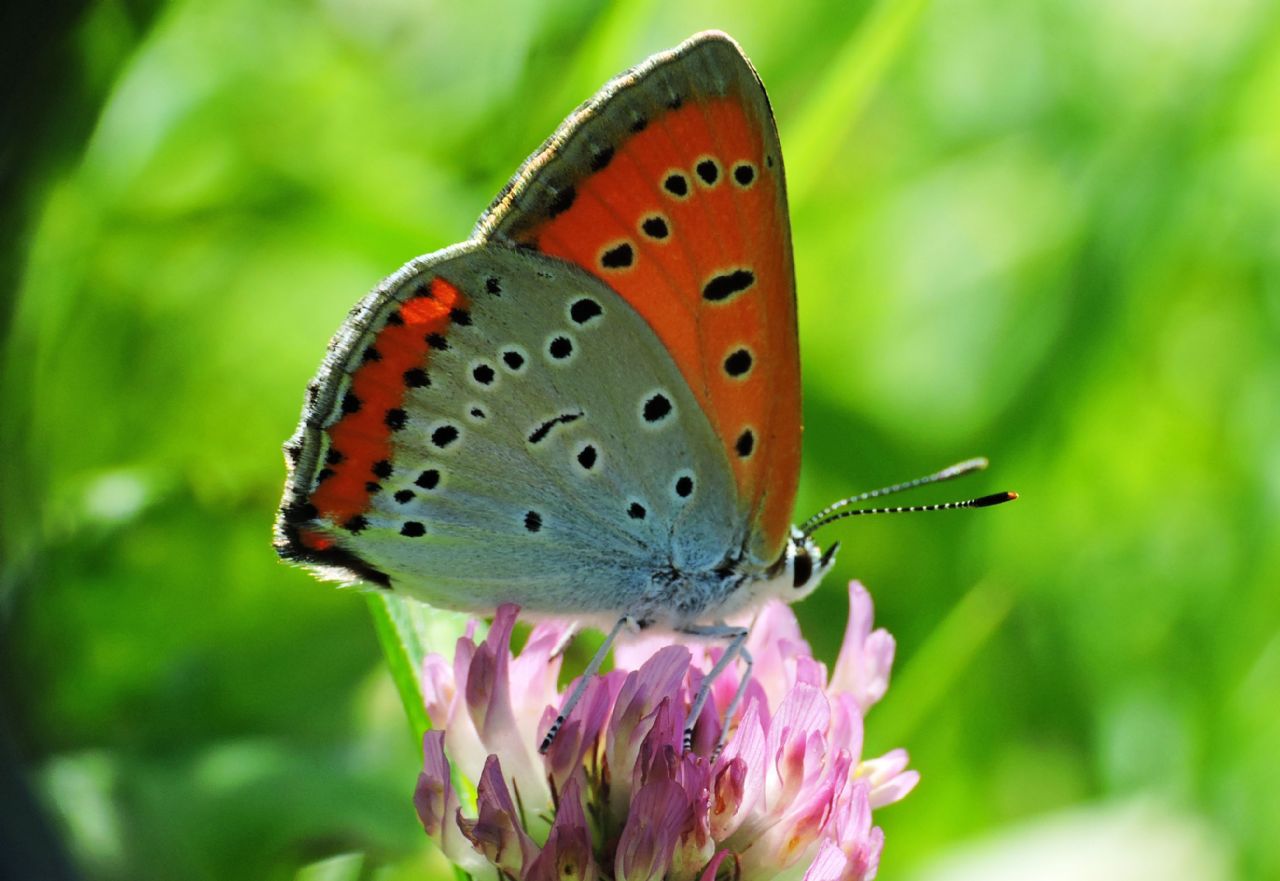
(2, 0), (1277, 879)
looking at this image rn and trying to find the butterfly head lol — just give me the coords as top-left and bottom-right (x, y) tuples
(758, 528), (839, 606)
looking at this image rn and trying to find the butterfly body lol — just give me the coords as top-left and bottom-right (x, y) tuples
(276, 32), (835, 633)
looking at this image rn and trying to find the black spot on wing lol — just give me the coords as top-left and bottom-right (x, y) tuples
(548, 185), (576, 217)
(641, 216), (669, 239)
(431, 425), (459, 448)
(703, 269), (756, 303)
(570, 298), (602, 324)
(528, 411), (583, 444)
(643, 393), (672, 424)
(601, 242), (634, 269)
(724, 348), (753, 377)
(548, 336), (573, 360)
(590, 145), (615, 172)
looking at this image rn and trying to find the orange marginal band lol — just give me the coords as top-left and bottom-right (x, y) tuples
(309, 278), (467, 526)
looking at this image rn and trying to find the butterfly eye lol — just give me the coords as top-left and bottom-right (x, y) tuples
(792, 551), (814, 589)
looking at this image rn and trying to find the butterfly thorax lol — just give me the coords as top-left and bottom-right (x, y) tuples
(623, 527), (834, 630)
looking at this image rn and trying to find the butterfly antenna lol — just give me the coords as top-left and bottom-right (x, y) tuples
(803, 491), (1017, 536)
(799, 457), (991, 533)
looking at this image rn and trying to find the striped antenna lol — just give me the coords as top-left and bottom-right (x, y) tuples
(799, 457), (990, 533)
(802, 491), (1017, 537)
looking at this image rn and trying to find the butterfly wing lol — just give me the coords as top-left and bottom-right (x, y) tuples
(277, 32), (800, 615)
(477, 31), (801, 569)
(276, 242), (740, 617)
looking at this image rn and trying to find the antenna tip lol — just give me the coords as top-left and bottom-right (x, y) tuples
(973, 491), (1018, 507)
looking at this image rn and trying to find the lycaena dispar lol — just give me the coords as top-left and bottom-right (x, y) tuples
(275, 31), (1015, 753)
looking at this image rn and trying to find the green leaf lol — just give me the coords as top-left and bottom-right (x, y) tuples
(366, 593), (474, 744)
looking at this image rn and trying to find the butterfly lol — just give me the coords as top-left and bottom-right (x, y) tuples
(275, 31), (1014, 753)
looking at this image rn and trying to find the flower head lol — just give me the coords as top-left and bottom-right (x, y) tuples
(414, 582), (918, 880)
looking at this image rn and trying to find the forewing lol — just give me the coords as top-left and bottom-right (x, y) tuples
(477, 31), (801, 568)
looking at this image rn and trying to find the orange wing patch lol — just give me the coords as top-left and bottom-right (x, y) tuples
(309, 278), (469, 526)
(512, 97), (799, 563)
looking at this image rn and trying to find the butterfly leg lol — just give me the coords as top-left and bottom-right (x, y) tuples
(539, 615), (630, 755)
(709, 645), (753, 763)
(677, 623), (749, 753)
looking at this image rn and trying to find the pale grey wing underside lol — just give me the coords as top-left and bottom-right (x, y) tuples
(303, 243), (740, 616)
